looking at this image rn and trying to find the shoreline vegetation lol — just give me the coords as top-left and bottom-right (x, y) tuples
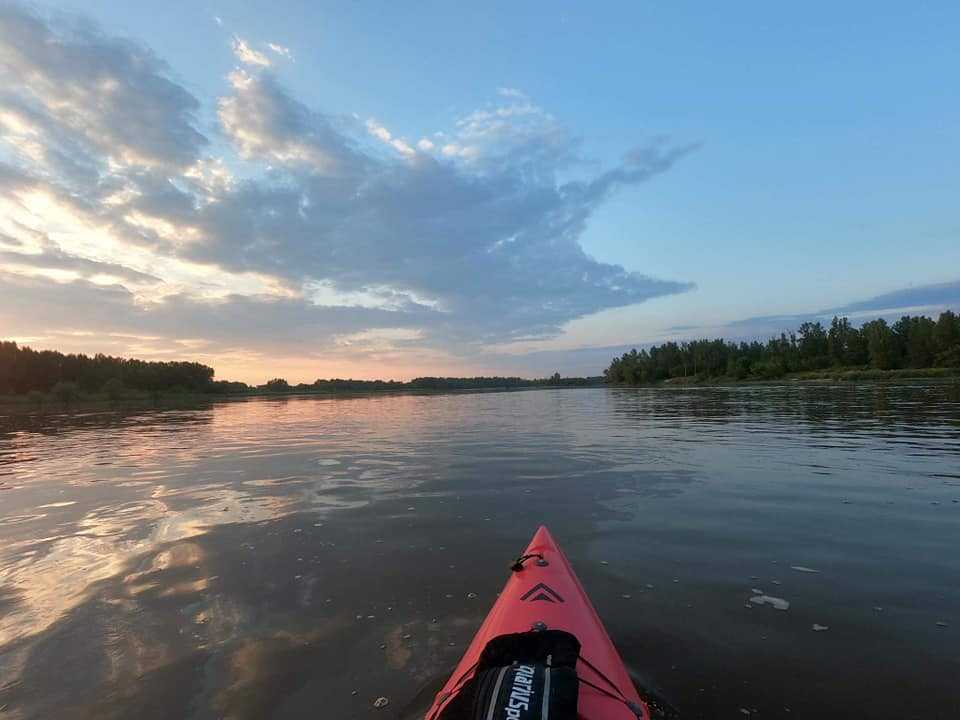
(3, 310), (959, 412)
(0, 382), (599, 413)
(656, 366), (959, 385)
(605, 311), (960, 386)
(4, 366), (957, 413)
(0, 340), (602, 411)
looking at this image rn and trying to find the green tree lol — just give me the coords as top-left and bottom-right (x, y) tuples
(906, 315), (936, 367)
(101, 377), (125, 402)
(265, 378), (290, 392)
(797, 322), (829, 368)
(51, 381), (80, 406)
(934, 311), (959, 353)
(827, 316), (867, 366)
(604, 311), (958, 384)
(728, 356), (751, 379)
(861, 319), (898, 370)
(936, 346), (960, 368)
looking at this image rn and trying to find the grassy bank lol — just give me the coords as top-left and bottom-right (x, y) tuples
(5, 369), (957, 412)
(649, 366), (960, 386)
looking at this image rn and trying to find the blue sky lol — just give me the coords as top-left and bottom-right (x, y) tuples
(1, 1), (958, 381)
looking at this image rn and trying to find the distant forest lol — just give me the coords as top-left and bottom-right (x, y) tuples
(0, 340), (597, 399)
(605, 311), (960, 385)
(6, 311), (957, 401)
(262, 375), (600, 394)
(0, 341), (216, 396)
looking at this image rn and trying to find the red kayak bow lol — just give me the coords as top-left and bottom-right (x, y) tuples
(425, 526), (648, 720)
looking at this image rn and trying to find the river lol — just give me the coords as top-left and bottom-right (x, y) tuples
(1, 383), (958, 719)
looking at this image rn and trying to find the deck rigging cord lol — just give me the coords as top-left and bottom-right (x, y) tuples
(510, 553), (544, 571)
(576, 653), (646, 718)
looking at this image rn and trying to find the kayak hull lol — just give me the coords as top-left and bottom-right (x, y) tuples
(426, 526), (647, 719)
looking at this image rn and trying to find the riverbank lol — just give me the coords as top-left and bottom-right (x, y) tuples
(5, 369), (958, 413)
(0, 382), (600, 415)
(645, 366), (960, 386)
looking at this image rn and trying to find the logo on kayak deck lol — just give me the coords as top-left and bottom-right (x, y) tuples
(520, 582), (564, 603)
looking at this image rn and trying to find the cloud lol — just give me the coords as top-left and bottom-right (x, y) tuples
(231, 36), (271, 67)
(831, 280), (960, 316)
(202, 81), (696, 343)
(0, 3), (698, 371)
(267, 43), (294, 61)
(0, 3), (207, 173)
(0, 230), (160, 285)
(167, 139), (695, 344)
(450, 94), (574, 172)
(730, 280), (960, 331)
(217, 70), (366, 174)
(677, 279), (960, 340)
(0, 271), (434, 355)
(365, 118), (415, 156)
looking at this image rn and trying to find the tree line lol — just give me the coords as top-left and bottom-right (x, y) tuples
(260, 374), (601, 393)
(604, 311), (960, 385)
(0, 340), (601, 399)
(0, 341), (215, 396)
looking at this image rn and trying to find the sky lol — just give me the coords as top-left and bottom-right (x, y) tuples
(1, 1), (958, 383)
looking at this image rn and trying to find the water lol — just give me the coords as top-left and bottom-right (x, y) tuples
(1, 384), (958, 719)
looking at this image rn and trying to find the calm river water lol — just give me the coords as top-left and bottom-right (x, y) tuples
(1, 384), (958, 719)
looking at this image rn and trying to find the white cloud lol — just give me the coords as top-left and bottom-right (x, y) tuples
(365, 118), (415, 156)
(218, 70), (365, 173)
(267, 42), (294, 61)
(0, 4), (697, 364)
(0, 4), (207, 172)
(391, 138), (415, 155)
(366, 118), (392, 143)
(0, 228), (161, 285)
(231, 36), (271, 67)
(0, 271), (435, 356)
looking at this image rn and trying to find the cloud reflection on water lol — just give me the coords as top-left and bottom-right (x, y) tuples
(0, 395), (441, 649)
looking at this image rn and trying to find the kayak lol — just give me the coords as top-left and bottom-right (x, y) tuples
(425, 525), (649, 720)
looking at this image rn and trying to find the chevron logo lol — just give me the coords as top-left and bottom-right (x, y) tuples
(520, 582), (564, 603)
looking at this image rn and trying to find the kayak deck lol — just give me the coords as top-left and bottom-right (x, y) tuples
(426, 526), (647, 719)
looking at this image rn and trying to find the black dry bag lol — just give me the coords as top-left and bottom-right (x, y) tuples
(436, 630), (580, 720)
